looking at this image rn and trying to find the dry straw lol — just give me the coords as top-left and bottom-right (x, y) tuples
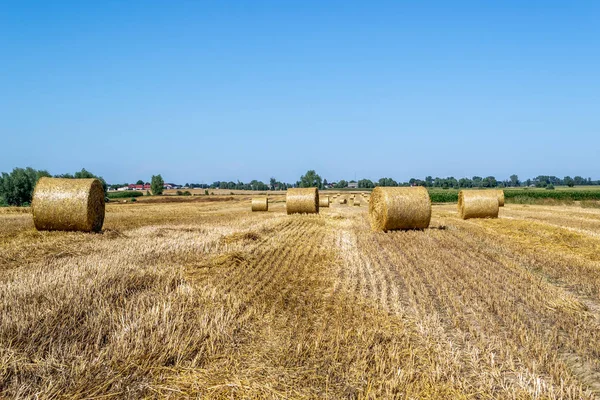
(474, 189), (504, 207)
(458, 190), (499, 219)
(338, 198), (347, 204)
(319, 195), (330, 208)
(369, 187), (431, 231)
(353, 197), (361, 206)
(496, 189), (505, 207)
(32, 177), (105, 232)
(286, 188), (319, 214)
(251, 197), (268, 212)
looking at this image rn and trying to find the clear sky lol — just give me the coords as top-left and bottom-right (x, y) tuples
(1, 1), (599, 184)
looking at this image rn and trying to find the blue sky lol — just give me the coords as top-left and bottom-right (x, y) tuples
(1, 1), (598, 184)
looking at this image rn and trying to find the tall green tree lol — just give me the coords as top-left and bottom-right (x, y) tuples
(358, 179), (374, 188)
(299, 170), (322, 188)
(151, 174), (164, 195)
(564, 176), (575, 187)
(136, 180), (144, 185)
(0, 167), (51, 206)
(509, 174), (520, 187)
(335, 180), (348, 188)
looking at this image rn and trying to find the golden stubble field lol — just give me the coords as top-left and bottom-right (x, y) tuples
(2, 197), (600, 399)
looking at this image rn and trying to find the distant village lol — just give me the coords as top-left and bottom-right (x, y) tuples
(107, 183), (181, 192)
(107, 181), (359, 192)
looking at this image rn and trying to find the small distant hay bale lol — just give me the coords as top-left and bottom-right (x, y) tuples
(32, 177), (105, 232)
(496, 189), (505, 207)
(251, 197), (268, 212)
(369, 187), (431, 231)
(286, 188), (319, 214)
(319, 195), (330, 208)
(458, 190), (499, 219)
(338, 198), (347, 204)
(353, 197), (361, 206)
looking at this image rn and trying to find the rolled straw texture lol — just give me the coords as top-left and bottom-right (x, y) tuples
(496, 189), (505, 207)
(319, 195), (330, 208)
(458, 190), (500, 219)
(251, 197), (268, 212)
(369, 187), (431, 231)
(286, 188), (319, 214)
(32, 177), (105, 232)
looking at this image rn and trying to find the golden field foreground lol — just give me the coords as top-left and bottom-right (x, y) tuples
(2, 198), (600, 398)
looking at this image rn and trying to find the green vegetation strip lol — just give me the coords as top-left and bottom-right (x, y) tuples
(428, 189), (600, 203)
(107, 191), (144, 199)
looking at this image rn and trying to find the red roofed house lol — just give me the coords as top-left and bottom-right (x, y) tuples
(128, 184), (151, 191)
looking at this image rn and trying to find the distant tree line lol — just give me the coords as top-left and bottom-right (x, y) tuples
(2, 166), (599, 207)
(350, 175), (598, 189)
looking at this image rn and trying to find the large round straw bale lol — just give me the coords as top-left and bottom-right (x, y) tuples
(353, 197), (361, 206)
(319, 195), (330, 208)
(251, 197), (268, 212)
(458, 190), (499, 219)
(369, 187), (431, 231)
(338, 198), (347, 204)
(32, 177), (105, 232)
(286, 188), (319, 214)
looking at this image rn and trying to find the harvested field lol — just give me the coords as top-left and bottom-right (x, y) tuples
(2, 199), (600, 398)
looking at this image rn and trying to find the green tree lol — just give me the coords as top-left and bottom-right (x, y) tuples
(0, 167), (52, 206)
(377, 177), (398, 187)
(509, 174), (520, 187)
(335, 180), (348, 188)
(425, 176), (433, 187)
(358, 179), (374, 188)
(136, 180), (144, 185)
(299, 170), (322, 188)
(564, 176), (575, 187)
(151, 174), (164, 195)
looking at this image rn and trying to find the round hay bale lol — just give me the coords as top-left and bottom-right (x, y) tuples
(353, 197), (361, 206)
(475, 189), (504, 207)
(369, 187), (431, 231)
(251, 197), (268, 212)
(32, 177), (105, 232)
(319, 195), (330, 208)
(286, 188), (319, 214)
(458, 190), (499, 219)
(338, 198), (347, 204)
(496, 189), (505, 207)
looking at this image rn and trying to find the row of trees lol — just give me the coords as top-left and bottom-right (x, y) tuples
(2, 167), (599, 207)
(403, 175), (597, 189)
